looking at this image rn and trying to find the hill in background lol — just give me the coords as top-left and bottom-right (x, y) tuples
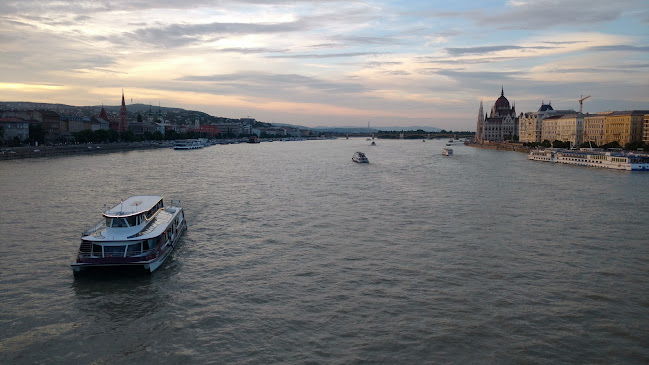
(1, 101), (445, 132)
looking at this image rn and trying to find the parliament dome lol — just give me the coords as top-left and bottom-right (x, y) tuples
(494, 87), (510, 109)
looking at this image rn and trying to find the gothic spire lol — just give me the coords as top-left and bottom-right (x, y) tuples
(119, 89), (128, 133)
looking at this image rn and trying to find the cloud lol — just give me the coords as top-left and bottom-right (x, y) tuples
(482, 0), (628, 29)
(436, 69), (520, 81)
(445, 45), (555, 56)
(337, 35), (403, 45)
(267, 52), (389, 59)
(1, 0), (647, 130)
(416, 56), (519, 65)
(213, 47), (289, 54)
(176, 72), (368, 94)
(382, 70), (411, 76)
(542, 41), (586, 45)
(588, 45), (649, 52)
(365, 61), (403, 68)
(546, 63), (649, 73)
(127, 19), (309, 47)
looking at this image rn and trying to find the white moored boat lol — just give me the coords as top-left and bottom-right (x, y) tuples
(352, 151), (369, 163)
(174, 139), (204, 150)
(442, 148), (453, 156)
(528, 149), (649, 171)
(71, 196), (187, 275)
(528, 149), (558, 162)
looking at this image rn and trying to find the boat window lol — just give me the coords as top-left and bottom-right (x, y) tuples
(146, 238), (157, 250)
(126, 216), (137, 227)
(92, 244), (103, 257)
(126, 242), (142, 256)
(104, 245), (125, 257)
(112, 218), (128, 227)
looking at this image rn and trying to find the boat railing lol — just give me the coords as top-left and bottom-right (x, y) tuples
(78, 248), (157, 259)
(82, 220), (106, 237)
(169, 199), (181, 208)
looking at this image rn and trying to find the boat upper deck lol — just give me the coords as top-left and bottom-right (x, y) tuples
(103, 195), (163, 218)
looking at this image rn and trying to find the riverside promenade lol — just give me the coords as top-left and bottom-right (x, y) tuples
(465, 141), (531, 153)
(0, 141), (173, 161)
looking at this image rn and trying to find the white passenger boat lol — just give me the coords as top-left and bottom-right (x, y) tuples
(442, 148), (453, 156)
(528, 149), (558, 162)
(352, 151), (369, 163)
(528, 149), (649, 171)
(71, 196), (187, 275)
(174, 139), (204, 150)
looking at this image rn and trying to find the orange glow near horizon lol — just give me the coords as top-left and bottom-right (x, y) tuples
(0, 83), (65, 91)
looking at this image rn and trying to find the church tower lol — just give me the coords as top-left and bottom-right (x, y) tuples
(157, 103), (163, 122)
(98, 104), (109, 122)
(119, 90), (128, 133)
(476, 101), (484, 143)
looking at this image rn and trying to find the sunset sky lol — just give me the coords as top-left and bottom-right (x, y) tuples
(1, 0), (648, 130)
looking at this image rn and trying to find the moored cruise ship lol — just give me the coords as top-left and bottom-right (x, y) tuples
(174, 139), (205, 150)
(71, 196), (187, 275)
(528, 149), (649, 171)
(528, 149), (558, 162)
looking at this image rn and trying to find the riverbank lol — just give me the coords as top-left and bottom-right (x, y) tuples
(466, 141), (531, 153)
(0, 141), (173, 161)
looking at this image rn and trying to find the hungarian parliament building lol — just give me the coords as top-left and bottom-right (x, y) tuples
(475, 88), (649, 147)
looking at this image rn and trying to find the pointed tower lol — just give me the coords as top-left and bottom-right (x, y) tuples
(99, 104), (109, 121)
(119, 90), (128, 133)
(157, 102), (163, 122)
(147, 104), (154, 123)
(476, 100), (484, 143)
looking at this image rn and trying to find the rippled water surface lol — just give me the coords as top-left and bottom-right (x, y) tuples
(1, 139), (648, 364)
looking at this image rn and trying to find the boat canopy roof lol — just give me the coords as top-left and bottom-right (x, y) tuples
(103, 195), (163, 218)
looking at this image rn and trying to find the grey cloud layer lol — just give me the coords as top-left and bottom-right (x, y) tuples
(177, 73), (368, 94)
(129, 20), (310, 47)
(445, 45), (556, 56)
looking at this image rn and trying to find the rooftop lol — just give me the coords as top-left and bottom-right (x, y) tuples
(103, 195), (162, 218)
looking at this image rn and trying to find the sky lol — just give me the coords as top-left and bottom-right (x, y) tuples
(1, 0), (648, 130)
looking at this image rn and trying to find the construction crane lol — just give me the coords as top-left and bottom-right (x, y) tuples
(579, 95), (591, 113)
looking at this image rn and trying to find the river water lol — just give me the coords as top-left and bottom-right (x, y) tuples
(1, 139), (648, 364)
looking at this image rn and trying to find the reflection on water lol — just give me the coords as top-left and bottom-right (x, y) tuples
(72, 267), (171, 324)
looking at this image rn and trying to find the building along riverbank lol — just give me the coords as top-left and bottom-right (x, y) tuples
(0, 141), (173, 161)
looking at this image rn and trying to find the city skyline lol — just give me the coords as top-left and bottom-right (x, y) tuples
(1, 0), (648, 130)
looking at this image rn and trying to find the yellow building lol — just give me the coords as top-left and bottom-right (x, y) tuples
(541, 115), (560, 143)
(604, 111), (648, 146)
(583, 113), (608, 146)
(557, 114), (584, 146)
